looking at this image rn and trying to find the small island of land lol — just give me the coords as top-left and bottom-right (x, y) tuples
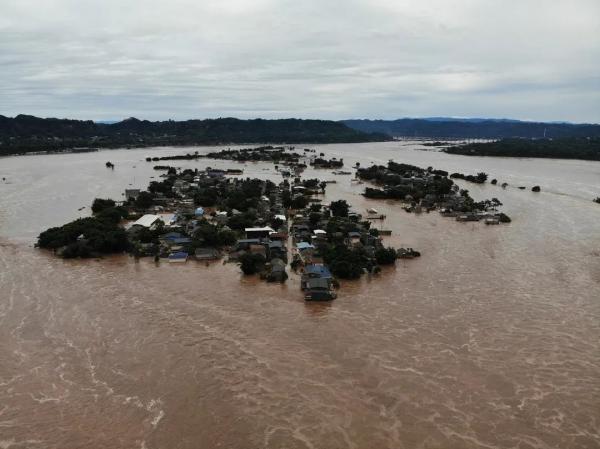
(36, 152), (416, 301)
(357, 161), (511, 224)
(35, 145), (521, 301)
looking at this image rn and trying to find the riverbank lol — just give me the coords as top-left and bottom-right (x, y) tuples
(445, 137), (600, 161)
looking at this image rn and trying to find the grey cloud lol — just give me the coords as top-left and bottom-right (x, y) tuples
(0, 0), (599, 122)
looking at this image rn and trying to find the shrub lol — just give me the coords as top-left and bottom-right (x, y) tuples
(498, 213), (511, 223)
(375, 247), (397, 265)
(239, 253), (266, 275)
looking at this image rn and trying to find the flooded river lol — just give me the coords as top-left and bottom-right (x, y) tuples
(1, 142), (599, 449)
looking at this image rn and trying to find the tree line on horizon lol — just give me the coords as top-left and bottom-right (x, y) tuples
(342, 118), (600, 139)
(445, 138), (600, 161)
(0, 115), (391, 156)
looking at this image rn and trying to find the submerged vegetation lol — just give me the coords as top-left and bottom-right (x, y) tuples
(310, 157), (344, 169)
(204, 146), (303, 163)
(37, 205), (129, 258)
(449, 172), (488, 184)
(357, 161), (510, 220)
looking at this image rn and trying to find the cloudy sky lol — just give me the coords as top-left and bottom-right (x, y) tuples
(1, 0), (599, 122)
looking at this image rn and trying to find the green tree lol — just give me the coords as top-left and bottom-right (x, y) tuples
(375, 247), (397, 265)
(271, 217), (285, 230)
(135, 191), (154, 209)
(91, 198), (116, 214)
(330, 200), (349, 217)
(290, 195), (308, 209)
(239, 253), (266, 275)
(309, 212), (321, 227)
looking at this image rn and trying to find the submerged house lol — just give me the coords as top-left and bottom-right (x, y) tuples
(296, 242), (315, 262)
(269, 232), (288, 241)
(214, 211), (229, 224)
(173, 179), (190, 192)
(249, 244), (267, 258)
(301, 264), (332, 290)
(265, 258), (287, 283)
(125, 189), (140, 201)
(235, 238), (262, 251)
(195, 247), (221, 260)
(168, 251), (188, 263)
(304, 277), (337, 301)
(206, 168), (226, 178)
(268, 240), (287, 261)
(169, 237), (192, 246)
(347, 231), (362, 246)
(245, 227), (274, 239)
(161, 232), (184, 241)
(296, 241), (315, 252)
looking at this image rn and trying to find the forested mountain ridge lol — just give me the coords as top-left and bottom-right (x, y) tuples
(343, 118), (600, 139)
(0, 115), (391, 156)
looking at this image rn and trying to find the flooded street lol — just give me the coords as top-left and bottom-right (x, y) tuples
(1, 142), (599, 449)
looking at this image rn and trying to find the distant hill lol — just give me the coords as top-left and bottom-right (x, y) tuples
(419, 117), (524, 123)
(445, 138), (600, 161)
(342, 118), (600, 139)
(0, 115), (391, 156)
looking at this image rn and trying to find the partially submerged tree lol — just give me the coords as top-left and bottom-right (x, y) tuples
(330, 200), (349, 217)
(239, 253), (266, 275)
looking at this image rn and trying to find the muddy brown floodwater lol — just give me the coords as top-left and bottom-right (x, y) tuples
(1, 142), (599, 449)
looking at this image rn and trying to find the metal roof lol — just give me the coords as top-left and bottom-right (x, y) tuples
(133, 214), (162, 228)
(245, 227), (275, 233)
(304, 264), (332, 277)
(307, 277), (330, 289)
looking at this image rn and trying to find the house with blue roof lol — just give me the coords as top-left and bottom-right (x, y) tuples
(301, 264), (333, 290)
(162, 232), (184, 241)
(168, 251), (188, 263)
(296, 242), (315, 251)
